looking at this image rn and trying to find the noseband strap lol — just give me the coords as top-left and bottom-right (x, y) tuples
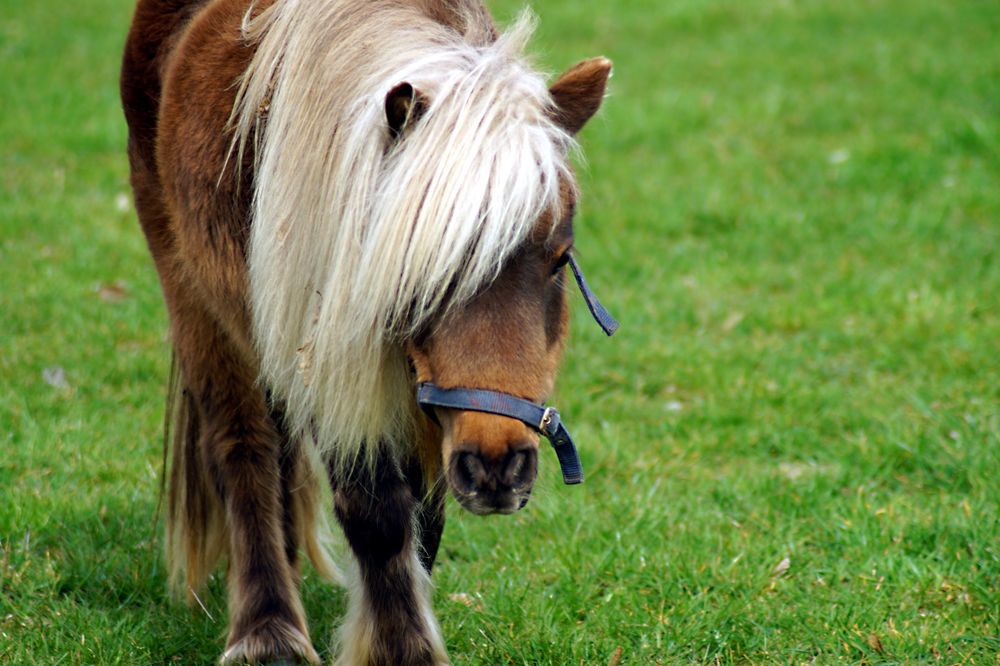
(416, 383), (584, 484)
(415, 255), (618, 486)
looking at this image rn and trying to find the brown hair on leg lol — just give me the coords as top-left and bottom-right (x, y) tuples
(272, 404), (341, 585)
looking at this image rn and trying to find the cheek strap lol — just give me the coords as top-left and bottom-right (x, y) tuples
(568, 254), (619, 336)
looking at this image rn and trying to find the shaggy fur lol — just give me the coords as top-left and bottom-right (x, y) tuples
(230, 0), (575, 469)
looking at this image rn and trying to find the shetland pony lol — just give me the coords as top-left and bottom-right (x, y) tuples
(121, 0), (611, 663)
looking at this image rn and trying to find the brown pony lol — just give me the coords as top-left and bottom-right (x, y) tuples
(121, 0), (611, 663)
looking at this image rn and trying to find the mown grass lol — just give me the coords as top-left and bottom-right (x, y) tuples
(1, 0), (997, 663)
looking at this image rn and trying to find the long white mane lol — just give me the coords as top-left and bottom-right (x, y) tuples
(230, 0), (574, 465)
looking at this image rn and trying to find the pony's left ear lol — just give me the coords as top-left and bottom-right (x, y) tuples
(548, 57), (612, 135)
(385, 82), (428, 140)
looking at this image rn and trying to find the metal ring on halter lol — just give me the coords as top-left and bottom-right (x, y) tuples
(539, 407), (557, 436)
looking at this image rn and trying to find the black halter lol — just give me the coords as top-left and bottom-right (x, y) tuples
(417, 255), (618, 485)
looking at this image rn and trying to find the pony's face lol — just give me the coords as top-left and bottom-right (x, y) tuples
(409, 203), (574, 514)
(406, 56), (612, 514)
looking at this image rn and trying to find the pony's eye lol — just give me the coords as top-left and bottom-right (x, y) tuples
(551, 252), (571, 275)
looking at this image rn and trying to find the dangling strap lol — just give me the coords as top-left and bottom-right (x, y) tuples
(416, 383), (584, 485)
(568, 254), (619, 336)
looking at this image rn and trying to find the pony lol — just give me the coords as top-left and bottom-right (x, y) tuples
(121, 0), (612, 663)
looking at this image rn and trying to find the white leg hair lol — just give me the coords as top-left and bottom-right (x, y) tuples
(333, 547), (448, 666)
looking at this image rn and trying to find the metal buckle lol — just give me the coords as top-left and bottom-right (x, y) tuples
(539, 407), (559, 437)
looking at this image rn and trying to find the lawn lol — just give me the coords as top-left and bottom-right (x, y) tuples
(1, 0), (997, 663)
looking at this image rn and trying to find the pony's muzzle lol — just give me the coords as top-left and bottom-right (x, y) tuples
(448, 445), (537, 515)
(437, 410), (539, 515)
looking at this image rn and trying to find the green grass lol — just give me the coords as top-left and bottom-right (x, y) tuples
(1, 0), (997, 663)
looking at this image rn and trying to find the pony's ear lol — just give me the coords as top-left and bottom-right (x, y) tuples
(548, 57), (612, 135)
(385, 82), (428, 139)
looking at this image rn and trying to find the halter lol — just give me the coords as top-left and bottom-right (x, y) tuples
(417, 254), (618, 485)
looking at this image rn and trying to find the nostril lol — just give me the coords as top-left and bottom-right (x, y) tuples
(503, 451), (525, 484)
(502, 449), (537, 489)
(452, 451), (486, 494)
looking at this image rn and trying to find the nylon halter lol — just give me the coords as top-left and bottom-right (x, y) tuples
(417, 254), (618, 485)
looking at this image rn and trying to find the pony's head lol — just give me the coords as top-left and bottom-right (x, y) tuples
(406, 57), (613, 515)
(235, 5), (613, 514)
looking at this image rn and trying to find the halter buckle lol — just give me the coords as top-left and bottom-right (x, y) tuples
(539, 407), (560, 437)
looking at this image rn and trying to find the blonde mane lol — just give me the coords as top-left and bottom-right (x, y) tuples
(230, 0), (574, 466)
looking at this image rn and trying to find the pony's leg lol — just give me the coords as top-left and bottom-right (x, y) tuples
(273, 409), (340, 587)
(331, 453), (449, 666)
(172, 303), (319, 665)
(403, 456), (447, 573)
(272, 404), (307, 578)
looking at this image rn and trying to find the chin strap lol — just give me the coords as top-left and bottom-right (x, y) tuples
(416, 383), (584, 484)
(415, 255), (618, 486)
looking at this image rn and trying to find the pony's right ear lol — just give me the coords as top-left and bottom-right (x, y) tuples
(385, 82), (428, 140)
(548, 57), (612, 135)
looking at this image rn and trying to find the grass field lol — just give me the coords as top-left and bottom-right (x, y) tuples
(1, 0), (998, 663)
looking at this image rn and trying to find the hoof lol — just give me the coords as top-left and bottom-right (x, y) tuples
(220, 618), (320, 665)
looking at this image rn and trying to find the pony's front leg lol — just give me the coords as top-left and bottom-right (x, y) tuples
(200, 397), (318, 665)
(211, 419), (319, 665)
(332, 454), (449, 666)
(173, 313), (319, 665)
